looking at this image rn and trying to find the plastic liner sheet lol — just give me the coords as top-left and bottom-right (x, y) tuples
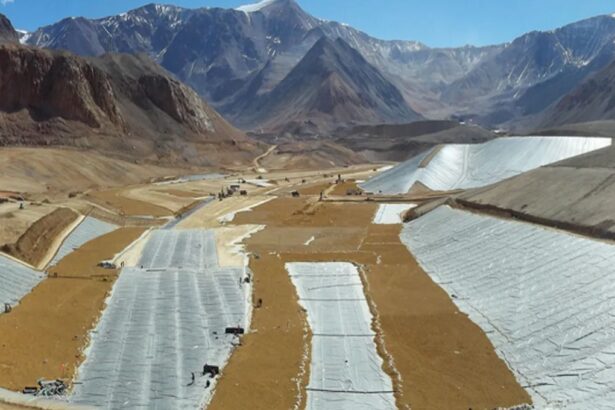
(361, 136), (611, 194)
(0, 254), (44, 309)
(138, 229), (219, 270)
(50, 217), (117, 266)
(286, 262), (396, 410)
(244, 179), (273, 188)
(402, 206), (615, 409)
(71, 229), (248, 409)
(373, 204), (417, 224)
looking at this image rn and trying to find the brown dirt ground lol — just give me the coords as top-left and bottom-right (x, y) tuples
(2, 208), (78, 268)
(328, 180), (360, 196)
(296, 181), (334, 196)
(0, 227), (145, 391)
(208, 252), (311, 410)
(123, 187), (198, 213)
(87, 189), (173, 218)
(211, 198), (531, 410)
(162, 188), (204, 198)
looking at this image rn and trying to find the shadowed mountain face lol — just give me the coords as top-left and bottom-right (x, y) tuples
(0, 14), (18, 44)
(231, 37), (422, 132)
(539, 59), (615, 128)
(0, 43), (259, 167)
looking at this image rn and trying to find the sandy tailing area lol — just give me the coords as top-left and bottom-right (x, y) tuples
(209, 197), (531, 410)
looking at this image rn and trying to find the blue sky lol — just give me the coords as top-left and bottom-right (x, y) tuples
(2, 0), (615, 47)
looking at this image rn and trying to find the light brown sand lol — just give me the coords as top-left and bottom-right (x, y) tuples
(122, 187), (197, 213)
(178, 196), (273, 229)
(87, 189), (173, 218)
(360, 224), (531, 409)
(0, 228), (145, 391)
(213, 225), (263, 267)
(0, 148), (177, 197)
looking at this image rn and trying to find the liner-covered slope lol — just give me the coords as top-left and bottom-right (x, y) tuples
(286, 262), (396, 410)
(0, 254), (44, 310)
(361, 136), (611, 194)
(402, 206), (615, 409)
(71, 229), (249, 409)
(49, 217), (117, 267)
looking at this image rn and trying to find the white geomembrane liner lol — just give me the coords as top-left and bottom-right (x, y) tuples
(373, 204), (416, 224)
(402, 206), (615, 409)
(361, 136), (611, 194)
(0, 254), (44, 310)
(50, 217), (117, 266)
(286, 262), (396, 410)
(71, 229), (249, 409)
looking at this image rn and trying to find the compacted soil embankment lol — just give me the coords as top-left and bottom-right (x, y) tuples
(2, 208), (79, 268)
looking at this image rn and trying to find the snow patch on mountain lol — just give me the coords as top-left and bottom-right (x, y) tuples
(236, 0), (279, 13)
(16, 29), (30, 44)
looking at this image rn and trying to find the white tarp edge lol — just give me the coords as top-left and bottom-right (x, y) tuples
(373, 204), (417, 224)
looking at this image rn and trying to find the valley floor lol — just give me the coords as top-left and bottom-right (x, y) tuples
(0, 155), (544, 409)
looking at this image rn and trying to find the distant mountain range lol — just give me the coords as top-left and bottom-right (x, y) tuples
(540, 58), (615, 128)
(15, 0), (615, 133)
(0, 13), (259, 167)
(23, 0), (489, 131)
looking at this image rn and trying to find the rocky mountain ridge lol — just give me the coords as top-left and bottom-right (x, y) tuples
(0, 30), (259, 166)
(17, 1), (615, 132)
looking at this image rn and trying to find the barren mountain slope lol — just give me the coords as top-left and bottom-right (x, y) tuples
(0, 43), (262, 167)
(538, 59), (615, 128)
(25, 1), (499, 126)
(234, 37), (421, 131)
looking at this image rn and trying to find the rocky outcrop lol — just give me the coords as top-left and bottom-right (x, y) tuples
(0, 46), (122, 128)
(0, 43), (260, 166)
